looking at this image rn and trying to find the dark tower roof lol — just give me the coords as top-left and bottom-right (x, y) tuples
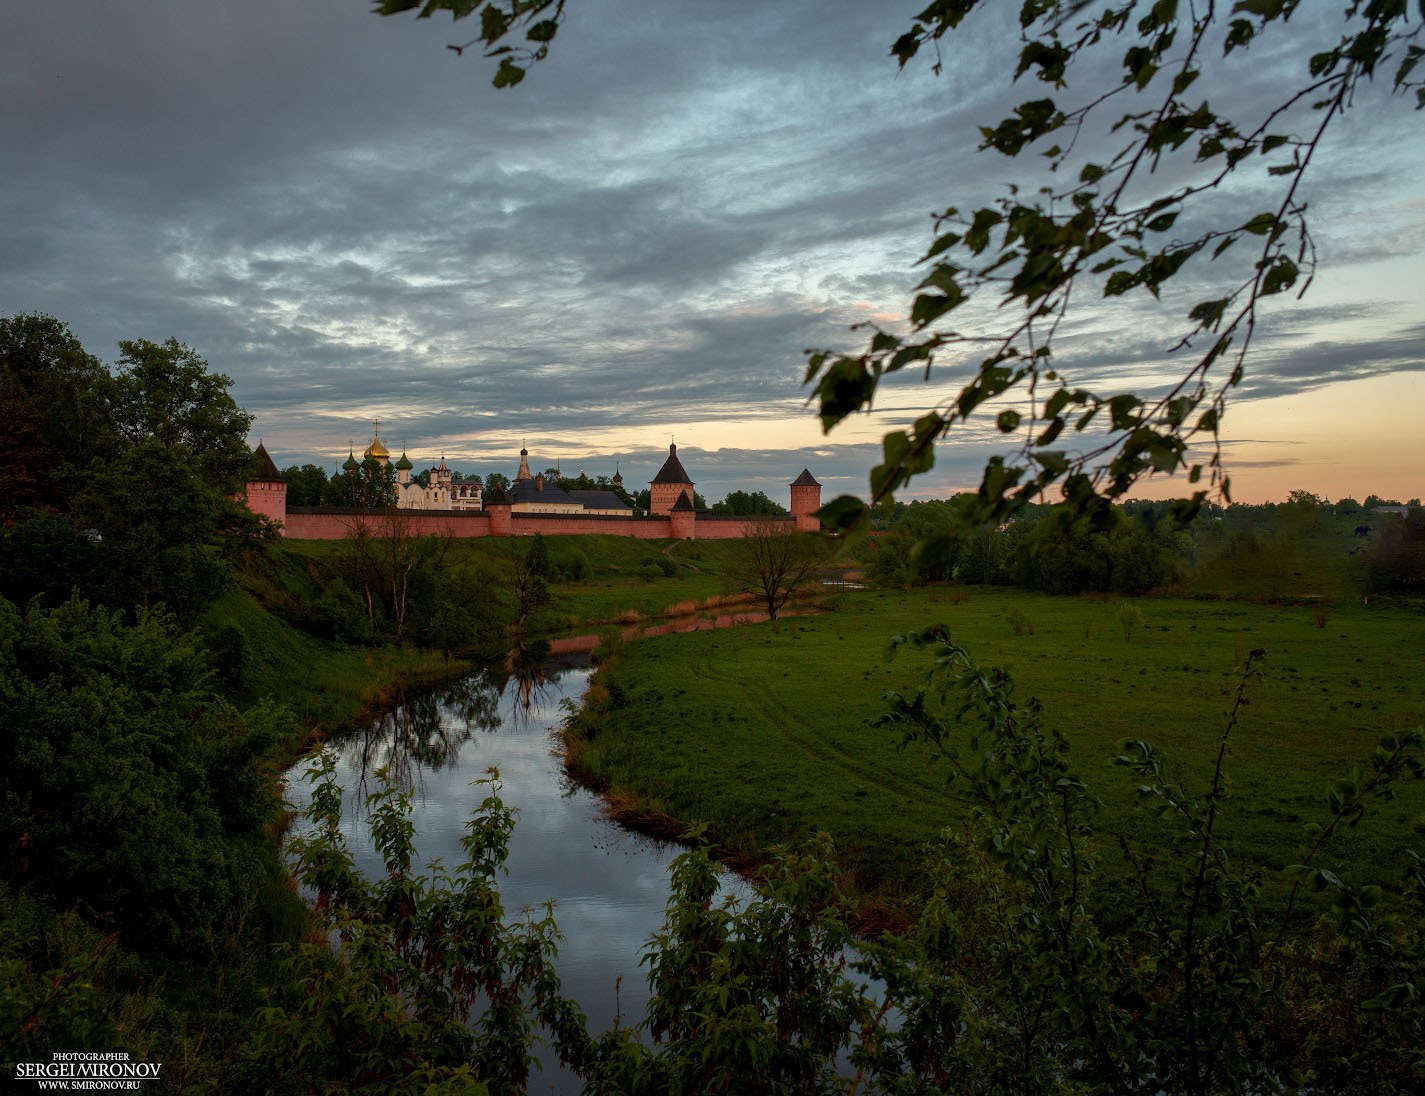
(790, 468), (821, 487)
(671, 489), (696, 512)
(651, 442), (693, 485)
(251, 442), (284, 482)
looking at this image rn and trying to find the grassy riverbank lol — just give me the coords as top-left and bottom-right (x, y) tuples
(563, 585), (1425, 929)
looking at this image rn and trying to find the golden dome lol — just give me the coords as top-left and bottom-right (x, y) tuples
(363, 422), (391, 462)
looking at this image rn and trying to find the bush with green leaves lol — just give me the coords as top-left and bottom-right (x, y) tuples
(251, 758), (594, 1094)
(872, 629), (1424, 1093)
(0, 596), (290, 955)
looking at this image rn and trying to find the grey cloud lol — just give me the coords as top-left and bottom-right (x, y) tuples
(3, 0), (1422, 506)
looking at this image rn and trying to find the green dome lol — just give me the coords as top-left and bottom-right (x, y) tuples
(342, 449), (360, 472)
(395, 452), (413, 471)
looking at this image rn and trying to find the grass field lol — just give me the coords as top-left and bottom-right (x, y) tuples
(564, 585), (1425, 927)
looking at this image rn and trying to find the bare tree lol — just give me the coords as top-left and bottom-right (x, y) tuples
(506, 535), (550, 631)
(344, 507), (452, 639)
(731, 521), (829, 622)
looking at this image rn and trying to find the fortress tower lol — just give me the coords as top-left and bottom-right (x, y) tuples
(789, 468), (822, 532)
(242, 442), (287, 525)
(649, 442), (694, 515)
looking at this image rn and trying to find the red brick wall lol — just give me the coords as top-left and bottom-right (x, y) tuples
(509, 514), (672, 538)
(278, 508), (801, 541)
(283, 508), (493, 539)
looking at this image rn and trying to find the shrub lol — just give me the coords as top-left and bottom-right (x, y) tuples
(1117, 600), (1143, 641)
(0, 597), (289, 955)
(552, 547), (593, 582)
(1006, 609), (1034, 637)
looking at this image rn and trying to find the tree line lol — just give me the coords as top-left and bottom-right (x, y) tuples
(865, 492), (1425, 596)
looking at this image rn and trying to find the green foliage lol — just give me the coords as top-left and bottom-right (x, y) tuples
(798, 4), (1425, 534)
(1005, 607), (1033, 637)
(0, 313), (118, 523)
(0, 510), (105, 610)
(507, 535), (551, 627)
(1, 313), (263, 622)
(312, 576), (371, 643)
(0, 885), (122, 1070)
(708, 489), (788, 517)
(0, 596), (290, 955)
(873, 628), (1425, 1092)
(281, 462), (330, 507)
(375, 0), (566, 91)
(109, 337), (254, 492)
(640, 554), (678, 578)
(327, 458), (398, 510)
(548, 544), (592, 582)
(628, 833), (874, 1093)
(254, 757), (592, 1092)
(72, 437), (233, 616)
(867, 498), (1187, 593)
(1366, 508), (1425, 594)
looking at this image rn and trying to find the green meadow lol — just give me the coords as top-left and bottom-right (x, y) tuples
(564, 585), (1425, 926)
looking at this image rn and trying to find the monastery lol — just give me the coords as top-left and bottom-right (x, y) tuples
(243, 434), (822, 541)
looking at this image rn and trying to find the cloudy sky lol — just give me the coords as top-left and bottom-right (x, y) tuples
(4, 1), (1423, 505)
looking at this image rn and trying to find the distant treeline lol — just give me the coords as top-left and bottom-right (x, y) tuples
(862, 492), (1425, 595)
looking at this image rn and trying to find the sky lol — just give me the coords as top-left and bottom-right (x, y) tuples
(4, 1), (1423, 507)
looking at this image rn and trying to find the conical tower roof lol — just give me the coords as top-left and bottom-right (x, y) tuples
(790, 468), (821, 487)
(251, 442), (284, 482)
(651, 442), (693, 485)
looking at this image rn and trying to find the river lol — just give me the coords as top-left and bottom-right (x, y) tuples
(282, 646), (754, 1091)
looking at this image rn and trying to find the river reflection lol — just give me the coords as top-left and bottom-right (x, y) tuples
(285, 645), (752, 1087)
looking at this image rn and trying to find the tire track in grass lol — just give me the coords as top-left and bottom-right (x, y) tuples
(684, 646), (946, 810)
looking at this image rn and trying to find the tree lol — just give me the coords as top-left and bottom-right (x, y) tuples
(341, 508), (456, 640)
(484, 471), (511, 494)
(0, 314), (117, 470)
(0, 314), (119, 522)
(709, 489), (788, 517)
(507, 534), (551, 630)
(281, 463), (329, 507)
(0, 596), (286, 955)
(0, 317), (263, 619)
(72, 438), (232, 616)
(387, 3), (1424, 533)
(109, 338), (254, 493)
(728, 522), (828, 621)
(328, 458), (397, 510)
